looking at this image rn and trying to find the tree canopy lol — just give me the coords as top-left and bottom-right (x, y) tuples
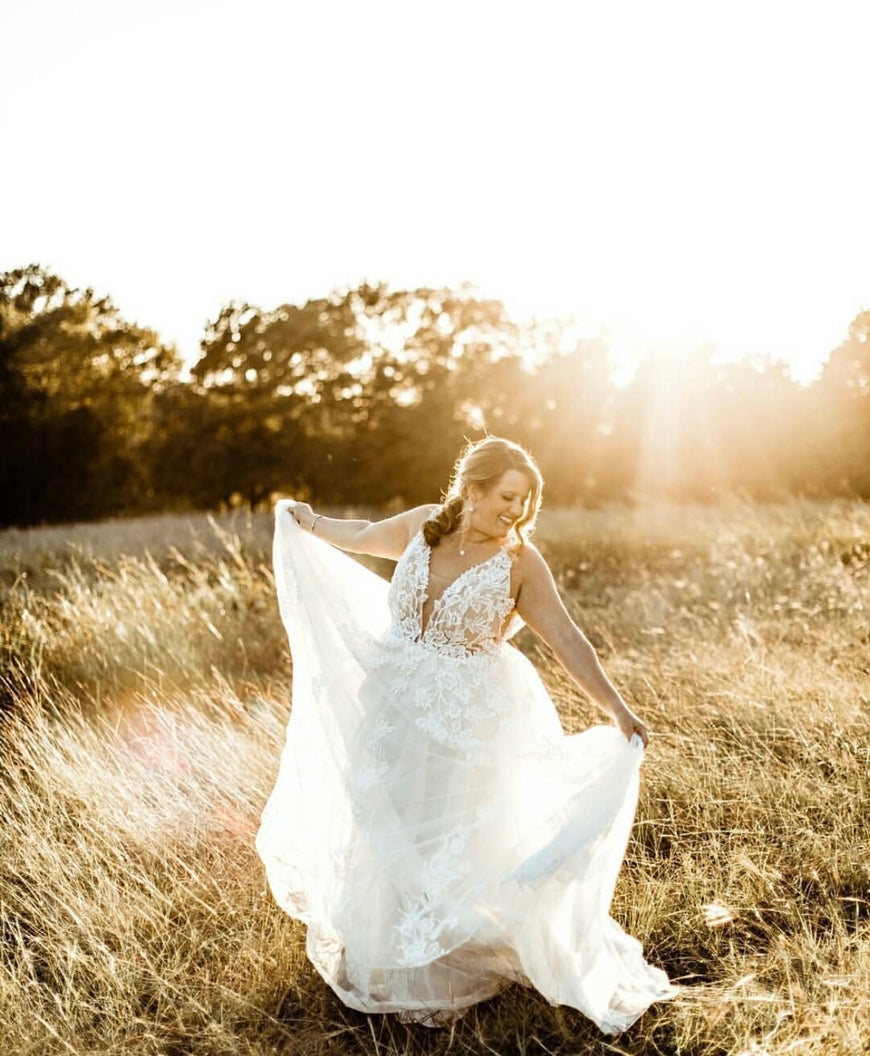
(2, 264), (868, 527)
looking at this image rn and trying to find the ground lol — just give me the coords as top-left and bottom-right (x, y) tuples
(0, 498), (867, 1055)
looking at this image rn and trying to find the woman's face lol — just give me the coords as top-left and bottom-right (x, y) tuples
(470, 469), (532, 540)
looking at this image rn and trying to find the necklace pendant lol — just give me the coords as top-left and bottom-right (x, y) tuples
(459, 548), (465, 556)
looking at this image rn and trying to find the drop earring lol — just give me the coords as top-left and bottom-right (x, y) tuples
(459, 504), (475, 556)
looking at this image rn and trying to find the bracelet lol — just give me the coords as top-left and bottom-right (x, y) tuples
(311, 514), (323, 533)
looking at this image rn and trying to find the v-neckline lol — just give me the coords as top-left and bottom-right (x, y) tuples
(419, 538), (506, 638)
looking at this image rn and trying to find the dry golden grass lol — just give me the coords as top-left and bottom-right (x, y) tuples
(0, 498), (868, 1055)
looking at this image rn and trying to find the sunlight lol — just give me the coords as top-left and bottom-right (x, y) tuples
(631, 340), (729, 500)
(460, 400), (486, 431)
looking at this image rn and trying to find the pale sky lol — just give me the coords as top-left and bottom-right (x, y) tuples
(2, 0), (868, 380)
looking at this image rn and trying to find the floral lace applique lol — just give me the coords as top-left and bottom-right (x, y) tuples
(388, 532), (431, 645)
(380, 530), (522, 961)
(395, 826), (477, 965)
(353, 712), (397, 794)
(395, 899), (449, 966)
(420, 828), (473, 899)
(388, 531), (515, 658)
(376, 531), (519, 751)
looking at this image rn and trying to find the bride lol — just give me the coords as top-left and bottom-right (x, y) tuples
(256, 436), (677, 1034)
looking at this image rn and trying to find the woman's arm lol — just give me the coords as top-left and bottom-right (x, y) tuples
(287, 501), (439, 560)
(515, 545), (650, 746)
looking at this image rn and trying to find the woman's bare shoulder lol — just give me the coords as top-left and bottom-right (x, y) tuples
(410, 502), (440, 524)
(511, 540), (552, 581)
(512, 539), (546, 564)
(400, 503), (440, 539)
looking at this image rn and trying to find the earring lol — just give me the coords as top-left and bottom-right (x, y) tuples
(459, 503), (474, 556)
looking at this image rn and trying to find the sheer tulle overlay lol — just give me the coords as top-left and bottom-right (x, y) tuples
(256, 501), (677, 1033)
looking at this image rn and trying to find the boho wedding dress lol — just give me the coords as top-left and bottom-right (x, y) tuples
(256, 500), (676, 1033)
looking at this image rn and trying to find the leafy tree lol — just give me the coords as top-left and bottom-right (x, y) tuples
(7, 263), (868, 522)
(0, 264), (181, 525)
(822, 310), (870, 397)
(147, 384), (308, 511)
(510, 338), (618, 505)
(0, 264), (178, 403)
(814, 309), (870, 495)
(192, 292), (367, 399)
(188, 284), (523, 506)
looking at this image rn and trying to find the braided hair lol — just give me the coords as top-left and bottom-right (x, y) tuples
(422, 437), (543, 548)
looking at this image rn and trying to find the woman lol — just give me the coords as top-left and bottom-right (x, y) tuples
(256, 437), (676, 1034)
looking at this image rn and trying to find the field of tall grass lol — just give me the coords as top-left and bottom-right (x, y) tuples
(1, 499), (867, 1056)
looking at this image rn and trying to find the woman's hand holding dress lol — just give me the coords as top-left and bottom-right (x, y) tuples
(514, 544), (650, 747)
(287, 500), (437, 561)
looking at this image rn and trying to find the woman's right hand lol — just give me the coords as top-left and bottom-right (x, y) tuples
(288, 501), (316, 531)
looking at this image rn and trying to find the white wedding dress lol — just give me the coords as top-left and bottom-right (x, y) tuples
(256, 501), (676, 1034)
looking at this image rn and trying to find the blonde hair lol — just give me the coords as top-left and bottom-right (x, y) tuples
(423, 437), (543, 548)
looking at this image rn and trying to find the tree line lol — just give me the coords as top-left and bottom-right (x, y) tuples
(1, 263), (868, 527)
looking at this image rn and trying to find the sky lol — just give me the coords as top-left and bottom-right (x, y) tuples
(2, 0), (868, 381)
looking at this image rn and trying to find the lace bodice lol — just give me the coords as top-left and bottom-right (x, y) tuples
(388, 531), (516, 658)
